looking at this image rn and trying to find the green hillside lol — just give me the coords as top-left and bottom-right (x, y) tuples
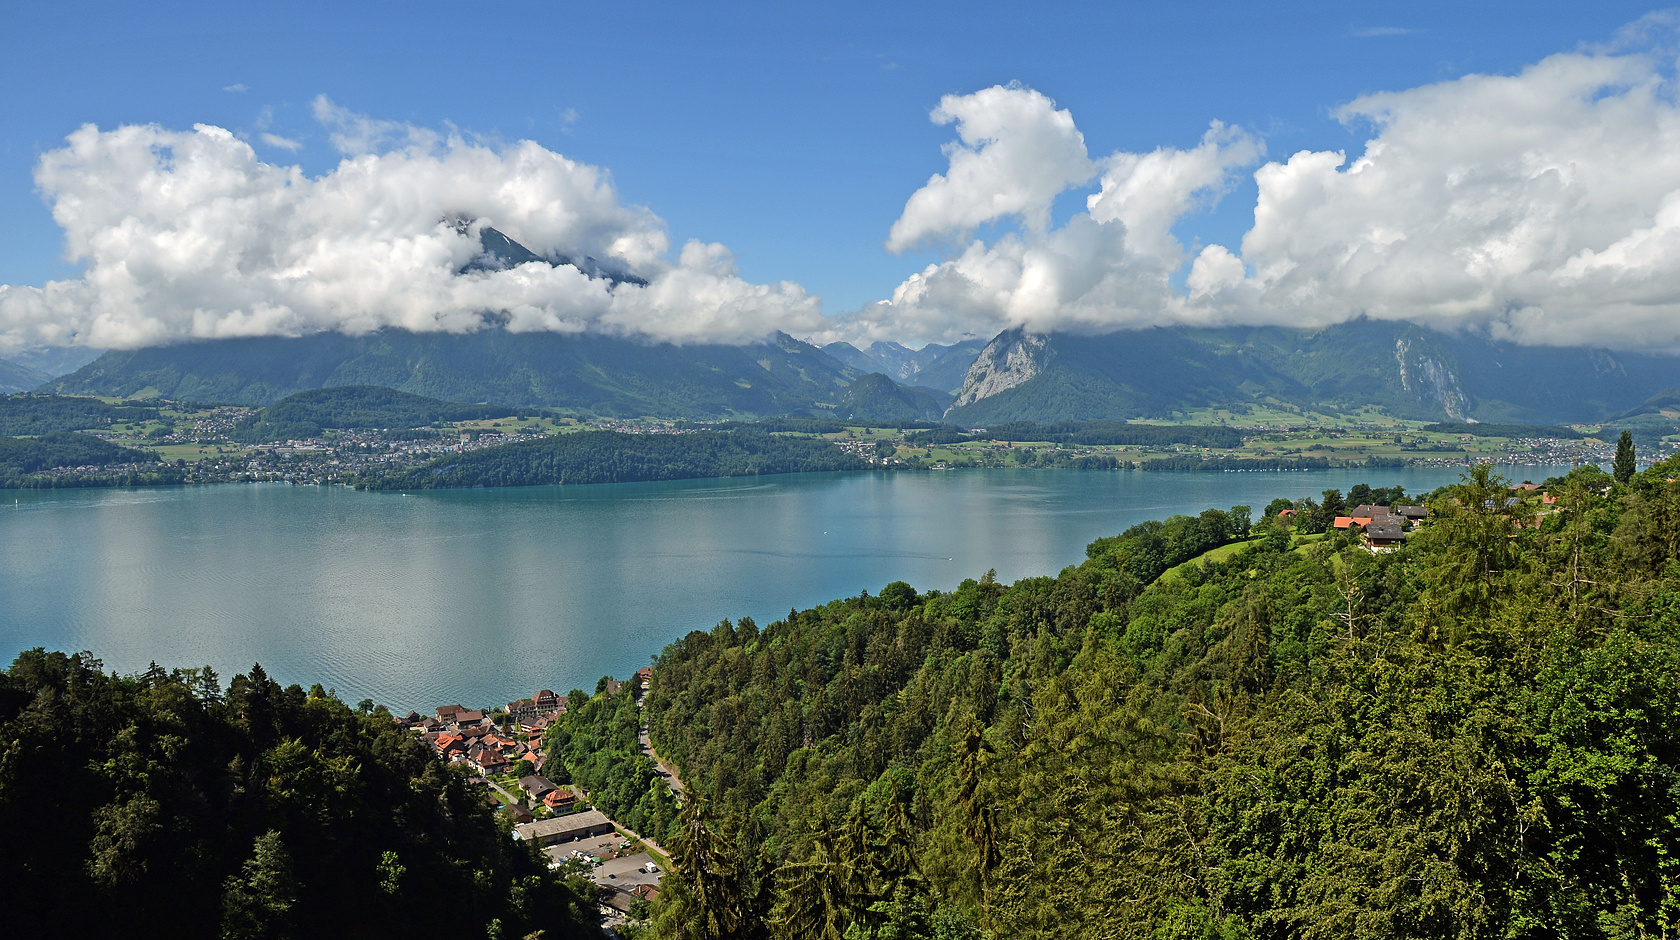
(230, 385), (536, 442)
(594, 460), (1680, 939)
(0, 394), (163, 435)
(0, 431), (155, 478)
(373, 429), (867, 488)
(47, 329), (866, 418)
(836, 373), (952, 422)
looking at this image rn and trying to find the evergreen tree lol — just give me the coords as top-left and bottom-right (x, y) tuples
(1615, 430), (1637, 483)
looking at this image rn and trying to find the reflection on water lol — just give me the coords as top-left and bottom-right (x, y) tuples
(1, 465), (1564, 710)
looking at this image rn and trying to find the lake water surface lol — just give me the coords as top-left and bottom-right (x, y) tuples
(1, 465), (1565, 711)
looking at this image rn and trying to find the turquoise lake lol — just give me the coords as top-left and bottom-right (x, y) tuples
(0, 465), (1567, 711)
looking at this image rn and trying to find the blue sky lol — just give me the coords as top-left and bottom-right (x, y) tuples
(3, 1), (1677, 351)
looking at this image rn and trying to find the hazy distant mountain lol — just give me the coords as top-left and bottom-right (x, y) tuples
(819, 339), (985, 393)
(0, 357), (50, 394)
(46, 328), (880, 418)
(947, 319), (1680, 425)
(835, 373), (952, 422)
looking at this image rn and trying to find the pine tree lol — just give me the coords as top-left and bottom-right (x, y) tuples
(220, 831), (296, 940)
(1615, 430), (1637, 483)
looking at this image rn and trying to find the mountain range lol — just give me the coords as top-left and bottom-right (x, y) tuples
(29, 317), (1680, 426)
(819, 339), (987, 394)
(20, 223), (1680, 425)
(944, 319), (1680, 426)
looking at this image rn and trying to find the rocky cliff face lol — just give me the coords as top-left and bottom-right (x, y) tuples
(1394, 336), (1470, 419)
(951, 329), (1054, 409)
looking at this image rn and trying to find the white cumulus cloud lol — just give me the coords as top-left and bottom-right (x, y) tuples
(843, 26), (1680, 353)
(884, 84), (1096, 253)
(828, 86), (1261, 346)
(1191, 41), (1680, 349)
(0, 104), (823, 355)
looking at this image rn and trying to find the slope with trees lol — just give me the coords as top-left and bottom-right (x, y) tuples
(0, 652), (600, 938)
(372, 429), (868, 489)
(617, 460), (1680, 939)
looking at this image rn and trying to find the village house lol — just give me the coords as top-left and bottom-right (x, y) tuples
(1365, 523), (1407, 550)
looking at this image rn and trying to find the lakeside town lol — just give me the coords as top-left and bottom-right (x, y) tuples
(14, 393), (1666, 488)
(397, 667), (669, 928)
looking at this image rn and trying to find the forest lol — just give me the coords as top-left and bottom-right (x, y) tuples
(231, 385), (535, 442)
(0, 651), (601, 938)
(0, 393), (163, 435)
(615, 459), (1680, 940)
(0, 430), (161, 486)
(371, 430), (868, 489)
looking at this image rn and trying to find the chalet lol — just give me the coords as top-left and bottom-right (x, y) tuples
(519, 774), (559, 804)
(543, 787), (578, 811)
(1348, 505), (1403, 525)
(636, 667), (653, 687)
(1395, 505), (1428, 521)
(513, 810), (616, 846)
(1332, 516), (1374, 530)
(1276, 508), (1298, 519)
(1366, 523), (1407, 550)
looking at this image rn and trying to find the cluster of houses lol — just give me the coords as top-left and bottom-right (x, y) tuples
(1275, 501), (1428, 550)
(1330, 503), (1430, 549)
(1276, 483), (1570, 550)
(398, 692), (567, 778)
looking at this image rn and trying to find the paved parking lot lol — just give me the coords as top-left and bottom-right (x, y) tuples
(542, 833), (625, 866)
(594, 853), (660, 890)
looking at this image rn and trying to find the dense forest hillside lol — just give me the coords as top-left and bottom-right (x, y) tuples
(373, 429), (868, 489)
(0, 431), (158, 484)
(0, 393), (163, 435)
(836, 374), (952, 423)
(618, 460), (1680, 939)
(231, 385), (535, 442)
(0, 652), (599, 938)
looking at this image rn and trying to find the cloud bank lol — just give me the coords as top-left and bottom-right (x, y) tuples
(0, 100), (821, 354)
(13, 28), (1680, 358)
(839, 30), (1680, 352)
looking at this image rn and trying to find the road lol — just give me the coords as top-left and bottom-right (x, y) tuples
(635, 677), (686, 798)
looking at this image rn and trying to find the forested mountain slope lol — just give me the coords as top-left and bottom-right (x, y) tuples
(626, 462), (1680, 940)
(231, 385), (536, 442)
(46, 329), (866, 417)
(374, 429), (867, 489)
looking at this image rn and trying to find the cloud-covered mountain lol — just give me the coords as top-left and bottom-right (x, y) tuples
(0, 100), (821, 356)
(13, 24), (1680, 372)
(45, 329), (871, 418)
(834, 28), (1680, 354)
(945, 319), (1680, 425)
